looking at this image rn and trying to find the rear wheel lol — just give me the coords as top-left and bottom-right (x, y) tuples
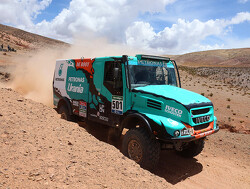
(176, 138), (205, 158)
(58, 105), (74, 121)
(122, 127), (160, 171)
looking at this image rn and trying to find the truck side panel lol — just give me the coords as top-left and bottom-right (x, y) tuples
(53, 59), (94, 118)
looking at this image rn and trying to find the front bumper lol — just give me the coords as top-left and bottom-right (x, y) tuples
(169, 127), (219, 142)
(160, 121), (219, 142)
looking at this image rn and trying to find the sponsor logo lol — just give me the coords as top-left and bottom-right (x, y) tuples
(195, 115), (210, 124)
(90, 113), (97, 117)
(79, 101), (87, 117)
(68, 77), (84, 82)
(66, 60), (75, 68)
(58, 63), (63, 76)
(67, 83), (84, 93)
(138, 60), (167, 67)
(75, 59), (95, 70)
(76, 61), (90, 69)
(99, 104), (105, 113)
(72, 100), (79, 106)
(165, 105), (183, 117)
(74, 59), (95, 78)
(55, 78), (64, 81)
(99, 116), (108, 122)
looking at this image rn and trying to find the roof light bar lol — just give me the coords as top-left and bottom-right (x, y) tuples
(136, 54), (170, 61)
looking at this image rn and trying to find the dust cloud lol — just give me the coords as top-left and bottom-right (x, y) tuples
(8, 37), (142, 106)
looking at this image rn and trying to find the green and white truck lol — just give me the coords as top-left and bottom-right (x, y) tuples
(53, 54), (219, 170)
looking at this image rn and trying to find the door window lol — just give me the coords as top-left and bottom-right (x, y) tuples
(103, 61), (123, 95)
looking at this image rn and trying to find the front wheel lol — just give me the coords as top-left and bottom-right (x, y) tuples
(122, 127), (160, 171)
(176, 138), (205, 158)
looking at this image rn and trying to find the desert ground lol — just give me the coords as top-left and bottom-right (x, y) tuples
(0, 75), (249, 189)
(0, 24), (249, 188)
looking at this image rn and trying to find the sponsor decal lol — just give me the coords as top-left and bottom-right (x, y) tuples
(67, 83), (84, 93)
(99, 104), (105, 113)
(165, 105), (183, 117)
(66, 60), (75, 68)
(55, 78), (64, 81)
(58, 63), (63, 76)
(79, 101), (87, 117)
(75, 59), (95, 78)
(67, 77), (85, 94)
(99, 116), (109, 122)
(112, 96), (123, 115)
(195, 115), (210, 124)
(68, 77), (84, 82)
(198, 130), (213, 138)
(90, 113), (97, 117)
(72, 100), (79, 107)
(138, 60), (167, 67)
(181, 128), (189, 136)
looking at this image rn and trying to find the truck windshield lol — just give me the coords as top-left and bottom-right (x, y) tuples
(128, 60), (178, 89)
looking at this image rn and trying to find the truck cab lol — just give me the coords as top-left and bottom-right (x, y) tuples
(53, 54), (219, 170)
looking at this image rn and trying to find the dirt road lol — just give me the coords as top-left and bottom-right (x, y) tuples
(0, 87), (249, 188)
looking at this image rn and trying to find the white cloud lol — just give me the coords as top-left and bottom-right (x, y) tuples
(5, 0), (176, 42)
(125, 12), (250, 54)
(0, 0), (249, 54)
(226, 12), (250, 25)
(0, 0), (52, 28)
(238, 0), (249, 4)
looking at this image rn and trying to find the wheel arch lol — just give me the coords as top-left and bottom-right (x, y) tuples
(121, 113), (154, 137)
(57, 97), (73, 115)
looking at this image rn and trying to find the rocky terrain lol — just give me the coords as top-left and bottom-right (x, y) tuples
(169, 48), (250, 67)
(179, 66), (250, 89)
(0, 24), (68, 52)
(0, 87), (249, 188)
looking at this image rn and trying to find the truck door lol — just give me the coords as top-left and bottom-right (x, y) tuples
(102, 60), (124, 126)
(87, 59), (124, 126)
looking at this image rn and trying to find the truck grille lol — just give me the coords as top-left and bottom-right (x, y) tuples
(147, 99), (161, 110)
(192, 115), (211, 124)
(193, 123), (209, 131)
(191, 108), (210, 115)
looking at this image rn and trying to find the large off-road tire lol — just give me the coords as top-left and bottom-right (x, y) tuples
(58, 105), (74, 121)
(176, 138), (205, 158)
(122, 127), (160, 171)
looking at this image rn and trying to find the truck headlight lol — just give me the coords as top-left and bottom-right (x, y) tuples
(174, 130), (180, 137)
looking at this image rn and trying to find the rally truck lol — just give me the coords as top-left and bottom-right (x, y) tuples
(53, 54), (219, 170)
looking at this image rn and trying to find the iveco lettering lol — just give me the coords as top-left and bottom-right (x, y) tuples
(53, 54), (219, 170)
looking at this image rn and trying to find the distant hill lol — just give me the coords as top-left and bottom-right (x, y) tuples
(168, 48), (250, 67)
(1, 24), (249, 67)
(0, 24), (69, 52)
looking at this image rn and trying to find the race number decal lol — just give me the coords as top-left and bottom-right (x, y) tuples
(112, 96), (123, 115)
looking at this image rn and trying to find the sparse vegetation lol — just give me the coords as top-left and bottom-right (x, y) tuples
(208, 93), (213, 97)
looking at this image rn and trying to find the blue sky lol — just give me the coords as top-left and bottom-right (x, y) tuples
(0, 0), (249, 54)
(34, 0), (71, 23)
